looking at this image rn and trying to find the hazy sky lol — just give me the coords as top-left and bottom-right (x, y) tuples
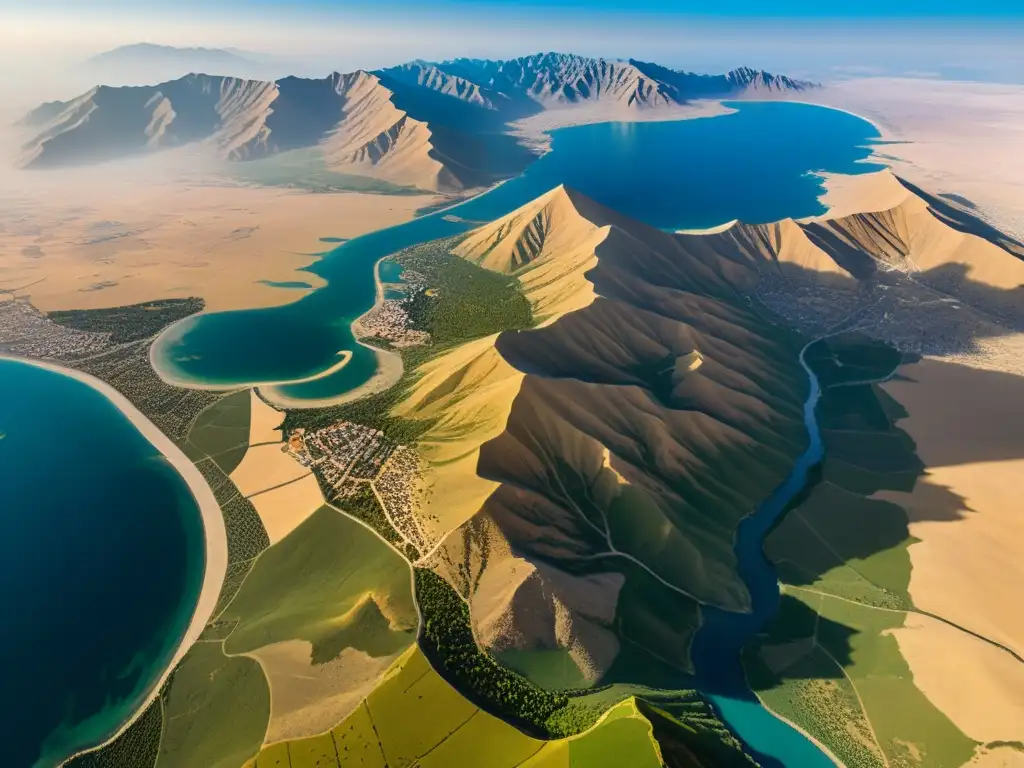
(3, 0), (1024, 93)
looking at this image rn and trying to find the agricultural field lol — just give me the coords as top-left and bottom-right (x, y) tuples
(748, 336), (978, 767)
(241, 648), (667, 768)
(187, 390), (252, 474)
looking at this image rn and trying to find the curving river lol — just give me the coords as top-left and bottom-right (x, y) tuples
(691, 340), (835, 767)
(146, 101), (884, 765)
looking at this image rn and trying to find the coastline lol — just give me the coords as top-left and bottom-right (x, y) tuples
(149, 322), (355, 392)
(508, 99), (736, 157)
(751, 692), (846, 767)
(258, 253), (407, 410)
(0, 354), (228, 767)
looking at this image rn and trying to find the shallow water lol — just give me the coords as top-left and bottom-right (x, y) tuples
(0, 360), (205, 768)
(154, 102), (882, 400)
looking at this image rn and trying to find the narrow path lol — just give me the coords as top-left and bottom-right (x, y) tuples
(245, 471), (315, 500)
(787, 585), (1024, 665)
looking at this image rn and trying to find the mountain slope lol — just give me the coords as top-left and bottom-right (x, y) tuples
(393, 186), (809, 682)
(386, 169), (1024, 687)
(19, 71), (466, 192)
(17, 52), (816, 184)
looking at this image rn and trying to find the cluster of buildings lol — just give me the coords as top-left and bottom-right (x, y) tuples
(355, 298), (431, 348)
(0, 298), (110, 360)
(354, 267), (432, 348)
(285, 421), (393, 500)
(375, 446), (430, 553)
(286, 420), (431, 553)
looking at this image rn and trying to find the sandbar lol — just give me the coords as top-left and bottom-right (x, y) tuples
(1, 354), (227, 764)
(260, 343), (403, 409)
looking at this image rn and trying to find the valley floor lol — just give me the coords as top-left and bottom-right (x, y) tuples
(0, 158), (441, 313)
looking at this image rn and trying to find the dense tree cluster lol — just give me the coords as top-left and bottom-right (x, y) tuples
(49, 298), (204, 343)
(65, 697), (162, 768)
(397, 242), (533, 345)
(338, 484), (404, 548)
(414, 568), (572, 736)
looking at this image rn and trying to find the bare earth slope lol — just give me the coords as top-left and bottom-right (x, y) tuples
(17, 52), (815, 189)
(393, 171), (1024, 699)
(395, 186), (810, 682)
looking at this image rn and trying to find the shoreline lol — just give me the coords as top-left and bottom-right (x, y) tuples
(508, 98), (736, 157)
(261, 255), (405, 410)
(0, 353), (228, 767)
(751, 692), (846, 767)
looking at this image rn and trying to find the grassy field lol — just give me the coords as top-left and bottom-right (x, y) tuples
(155, 642), (270, 768)
(242, 648), (666, 768)
(229, 149), (424, 196)
(187, 390), (252, 474)
(751, 590), (976, 768)
(222, 506), (416, 661)
(750, 335), (976, 768)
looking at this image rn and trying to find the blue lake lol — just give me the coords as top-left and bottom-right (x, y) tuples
(0, 360), (205, 768)
(143, 101), (884, 766)
(153, 102), (883, 402)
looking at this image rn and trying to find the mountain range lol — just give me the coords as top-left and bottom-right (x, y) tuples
(17, 52), (816, 192)
(396, 170), (1024, 684)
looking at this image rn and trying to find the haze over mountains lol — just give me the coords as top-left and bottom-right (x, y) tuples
(17, 52), (816, 192)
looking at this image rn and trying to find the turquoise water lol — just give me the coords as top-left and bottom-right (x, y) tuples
(0, 360), (205, 768)
(691, 342), (832, 767)
(153, 102), (882, 401)
(144, 101), (883, 766)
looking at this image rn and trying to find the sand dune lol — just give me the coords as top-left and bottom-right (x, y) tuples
(893, 612), (1024, 743)
(878, 359), (1024, 660)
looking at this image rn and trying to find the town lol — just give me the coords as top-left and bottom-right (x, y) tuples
(285, 420), (430, 552)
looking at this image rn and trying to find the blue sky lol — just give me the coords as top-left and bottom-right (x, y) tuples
(5, 0), (1024, 85)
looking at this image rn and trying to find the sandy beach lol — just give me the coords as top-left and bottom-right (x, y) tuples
(0, 354), (227, 764)
(509, 99), (734, 156)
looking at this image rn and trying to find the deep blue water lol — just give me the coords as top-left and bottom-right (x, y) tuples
(153, 102), (882, 401)
(0, 360), (205, 768)
(691, 343), (831, 767)
(142, 101), (883, 766)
